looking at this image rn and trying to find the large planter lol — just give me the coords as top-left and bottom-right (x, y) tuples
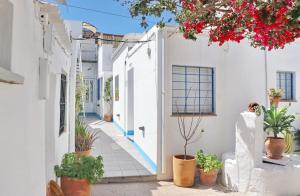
(61, 177), (91, 196)
(75, 149), (91, 158)
(270, 96), (281, 107)
(197, 168), (219, 186)
(265, 137), (285, 159)
(104, 113), (113, 122)
(173, 155), (196, 187)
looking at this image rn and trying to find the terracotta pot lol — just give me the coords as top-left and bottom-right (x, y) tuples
(61, 177), (91, 196)
(270, 96), (281, 107)
(265, 137), (285, 159)
(104, 113), (113, 122)
(248, 106), (255, 112)
(75, 149), (91, 158)
(173, 155), (196, 187)
(198, 168), (219, 186)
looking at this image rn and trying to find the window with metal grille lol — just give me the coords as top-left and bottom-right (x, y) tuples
(59, 74), (67, 135)
(277, 71), (295, 101)
(172, 65), (215, 114)
(115, 75), (119, 101)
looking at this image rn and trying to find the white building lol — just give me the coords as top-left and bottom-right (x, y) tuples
(78, 24), (125, 119)
(0, 1), (78, 195)
(112, 26), (300, 180)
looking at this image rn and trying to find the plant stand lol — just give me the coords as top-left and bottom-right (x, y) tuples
(222, 112), (300, 195)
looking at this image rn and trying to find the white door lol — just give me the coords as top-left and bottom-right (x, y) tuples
(84, 78), (96, 113)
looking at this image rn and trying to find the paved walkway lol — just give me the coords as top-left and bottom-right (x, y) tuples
(85, 117), (155, 178)
(92, 181), (244, 196)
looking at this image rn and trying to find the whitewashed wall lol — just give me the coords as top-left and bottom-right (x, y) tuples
(0, 1), (75, 195)
(112, 31), (158, 166)
(113, 46), (128, 127)
(266, 41), (300, 129)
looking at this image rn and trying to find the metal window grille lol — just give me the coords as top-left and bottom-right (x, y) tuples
(277, 72), (295, 100)
(172, 65), (215, 114)
(59, 74), (67, 135)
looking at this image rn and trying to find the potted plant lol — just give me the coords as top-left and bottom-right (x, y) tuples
(196, 150), (223, 186)
(55, 153), (104, 196)
(173, 88), (204, 187)
(75, 117), (99, 157)
(268, 88), (283, 107)
(247, 102), (261, 116)
(263, 106), (295, 159)
(103, 77), (113, 122)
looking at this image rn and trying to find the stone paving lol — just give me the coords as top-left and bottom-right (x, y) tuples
(85, 117), (155, 178)
(92, 181), (244, 196)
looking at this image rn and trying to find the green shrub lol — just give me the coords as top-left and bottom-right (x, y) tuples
(54, 153), (104, 184)
(196, 150), (223, 173)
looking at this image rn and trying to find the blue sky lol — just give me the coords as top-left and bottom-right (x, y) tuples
(57, 0), (165, 35)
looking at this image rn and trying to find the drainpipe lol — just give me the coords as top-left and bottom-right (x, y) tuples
(264, 50), (269, 107)
(156, 28), (165, 177)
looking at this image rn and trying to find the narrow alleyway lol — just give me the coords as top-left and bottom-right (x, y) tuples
(85, 116), (155, 179)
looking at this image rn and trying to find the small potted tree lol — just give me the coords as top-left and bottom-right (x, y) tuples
(268, 88), (283, 107)
(263, 106), (295, 159)
(173, 88), (204, 187)
(55, 153), (104, 196)
(196, 150), (223, 186)
(103, 77), (113, 122)
(75, 117), (99, 157)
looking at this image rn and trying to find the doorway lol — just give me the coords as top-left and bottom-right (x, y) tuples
(83, 78), (96, 113)
(127, 68), (134, 134)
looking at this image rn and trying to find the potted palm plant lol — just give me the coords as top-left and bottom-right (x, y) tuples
(103, 77), (113, 122)
(196, 150), (223, 186)
(55, 153), (104, 196)
(268, 88), (283, 107)
(263, 106), (295, 159)
(173, 88), (204, 187)
(75, 117), (99, 157)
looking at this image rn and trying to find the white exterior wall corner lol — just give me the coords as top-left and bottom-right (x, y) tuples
(112, 27), (160, 168)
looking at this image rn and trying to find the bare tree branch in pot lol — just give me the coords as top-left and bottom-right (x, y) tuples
(173, 88), (205, 187)
(103, 77), (113, 122)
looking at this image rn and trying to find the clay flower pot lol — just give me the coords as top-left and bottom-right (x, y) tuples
(270, 96), (281, 107)
(104, 113), (113, 122)
(61, 177), (91, 196)
(75, 149), (91, 158)
(265, 137), (285, 159)
(198, 168), (219, 186)
(173, 155), (196, 187)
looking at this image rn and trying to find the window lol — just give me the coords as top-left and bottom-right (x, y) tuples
(277, 72), (295, 101)
(115, 75), (119, 101)
(0, 0), (13, 70)
(84, 79), (94, 102)
(59, 74), (67, 135)
(172, 65), (215, 114)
